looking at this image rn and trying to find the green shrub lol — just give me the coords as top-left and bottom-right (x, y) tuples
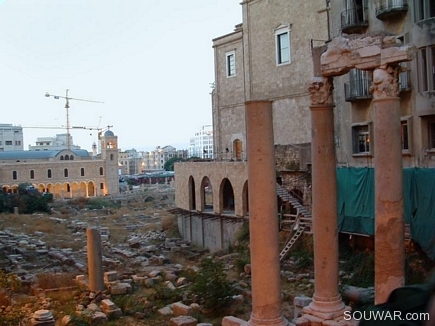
(190, 258), (236, 316)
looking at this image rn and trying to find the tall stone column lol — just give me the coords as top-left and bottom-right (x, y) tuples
(303, 77), (347, 320)
(246, 100), (288, 326)
(371, 65), (405, 304)
(87, 228), (105, 292)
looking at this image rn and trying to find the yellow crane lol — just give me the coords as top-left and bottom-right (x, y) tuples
(44, 89), (104, 150)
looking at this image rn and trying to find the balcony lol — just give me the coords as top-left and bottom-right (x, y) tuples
(341, 7), (369, 34)
(376, 0), (408, 21)
(399, 70), (412, 92)
(344, 78), (372, 102)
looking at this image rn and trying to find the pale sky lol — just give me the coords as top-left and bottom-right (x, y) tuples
(0, 0), (242, 152)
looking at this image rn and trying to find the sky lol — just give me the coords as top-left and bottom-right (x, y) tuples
(0, 0), (242, 152)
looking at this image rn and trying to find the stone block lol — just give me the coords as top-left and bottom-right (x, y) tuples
(169, 315), (198, 326)
(91, 311), (108, 324)
(104, 271), (118, 283)
(105, 307), (122, 319)
(222, 316), (247, 326)
(172, 301), (192, 316)
(158, 306), (173, 316)
(109, 283), (131, 295)
(100, 299), (116, 310)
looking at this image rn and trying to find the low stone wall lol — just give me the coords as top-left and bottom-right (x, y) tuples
(177, 213), (245, 251)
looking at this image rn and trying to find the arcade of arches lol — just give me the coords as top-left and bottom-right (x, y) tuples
(2, 181), (99, 198)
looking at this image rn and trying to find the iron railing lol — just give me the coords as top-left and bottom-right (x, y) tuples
(376, 0), (408, 20)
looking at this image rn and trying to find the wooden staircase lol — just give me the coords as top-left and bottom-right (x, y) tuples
(276, 183), (312, 261)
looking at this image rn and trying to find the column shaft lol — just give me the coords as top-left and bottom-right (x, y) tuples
(373, 96), (405, 304)
(246, 100), (288, 326)
(87, 228), (105, 292)
(304, 77), (346, 320)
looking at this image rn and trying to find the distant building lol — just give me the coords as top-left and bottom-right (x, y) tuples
(141, 146), (188, 171)
(0, 124), (24, 151)
(189, 125), (213, 159)
(118, 150), (129, 175)
(28, 133), (81, 151)
(0, 130), (119, 197)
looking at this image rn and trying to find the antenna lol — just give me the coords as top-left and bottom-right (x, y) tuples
(45, 89), (104, 150)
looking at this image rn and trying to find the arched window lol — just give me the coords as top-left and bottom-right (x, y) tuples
(47, 169), (52, 178)
(70, 155), (74, 160)
(64, 168), (68, 177)
(65, 155), (70, 160)
(81, 168), (85, 176)
(99, 167), (104, 175)
(110, 154), (114, 161)
(12, 171), (17, 180)
(60, 156), (64, 160)
(30, 170), (35, 179)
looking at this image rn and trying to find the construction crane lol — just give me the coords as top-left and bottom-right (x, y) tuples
(44, 89), (104, 150)
(22, 124), (113, 153)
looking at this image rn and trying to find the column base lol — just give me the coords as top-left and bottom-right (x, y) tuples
(247, 314), (289, 326)
(302, 301), (351, 321)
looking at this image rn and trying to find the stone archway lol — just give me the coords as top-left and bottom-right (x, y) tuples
(88, 182), (95, 197)
(79, 182), (87, 197)
(200, 176), (213, 212)
(242, 180), (249, 216)
(188, 176), (196, 210)
(220, 178), (235, 214)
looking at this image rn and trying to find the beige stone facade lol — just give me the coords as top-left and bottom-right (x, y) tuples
(212, 0), (328, 162)
(0, 130), (119, 198)
(330, 0), (435, 168)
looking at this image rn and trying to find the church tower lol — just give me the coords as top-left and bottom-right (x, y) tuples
(100, 129), (119, 195)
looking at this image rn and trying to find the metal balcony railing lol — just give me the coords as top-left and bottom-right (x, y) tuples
(376, 0), (408, 20)
(341, 7), (369, 34)
(344, 78), (372, 102)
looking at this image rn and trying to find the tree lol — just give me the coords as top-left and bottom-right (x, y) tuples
(164, 157), (185, 171)
(190, 258), (236, 316)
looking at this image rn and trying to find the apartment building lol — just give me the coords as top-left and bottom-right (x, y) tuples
(331, 0), (435, 168)
(141, 146), (188, 172)
(188, 125), (214, 159)
(0, 124), (24, 151)
(28, 133), (81, 151)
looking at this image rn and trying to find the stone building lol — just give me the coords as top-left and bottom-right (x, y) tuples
(212, 0), (328, 165)
(175, 0), (328, 249)
(0, 130), (119, 197)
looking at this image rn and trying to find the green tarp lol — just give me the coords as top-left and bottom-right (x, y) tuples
(337, 167), (435, 260)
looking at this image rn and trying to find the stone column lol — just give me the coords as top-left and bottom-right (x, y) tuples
(303, 77), (347, 320)
(371, 65), (405, 304)
(87, 228), (105, 292)
(245, 100), (288, 326)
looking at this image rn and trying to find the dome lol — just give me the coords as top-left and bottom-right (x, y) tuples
(104, 130), (114, 137)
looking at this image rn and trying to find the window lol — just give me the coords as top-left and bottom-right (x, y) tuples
(429, 122), (435, 149)
(352, 124), (372, 155)
(99, 167), (104, 175)
(12, 171), (17, 180)
(275, 26), (291, 65)
(5, 141), (12, 145)
(100, 183), (104, 190)
(60, 156), (64, 161)
(226, 51), (236, 77)
(414, 0), (435, 22)
(47, 169), (52, 178)
(30, 170), (35, 179)
(401, 117), (412, 154)
(110, 154), (114, 161)
(417, 46), (435, 92)
(81, 168), (85, 177)
(64, 168), (68, 177)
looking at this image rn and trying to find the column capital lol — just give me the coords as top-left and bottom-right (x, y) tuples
(308, 77), (333, 106)
(370, 65), (400, 100)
